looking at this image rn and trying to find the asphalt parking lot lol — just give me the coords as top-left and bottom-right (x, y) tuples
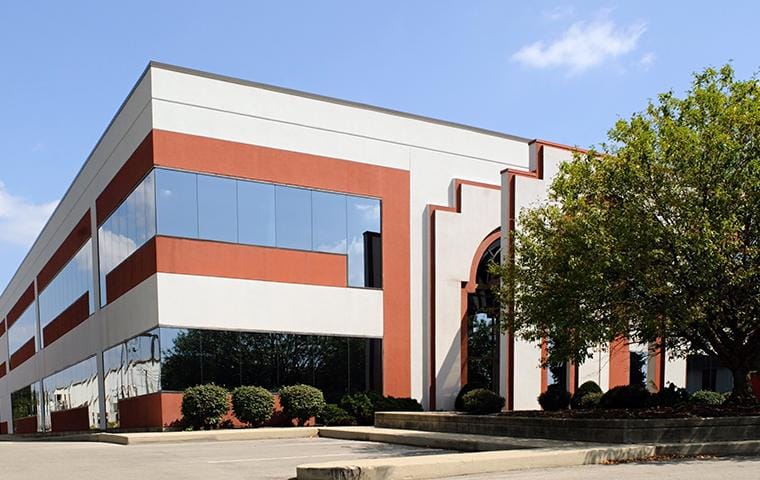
(0, 437), (449, 480)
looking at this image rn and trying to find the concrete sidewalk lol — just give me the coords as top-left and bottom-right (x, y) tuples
(297, 440), (760, 480)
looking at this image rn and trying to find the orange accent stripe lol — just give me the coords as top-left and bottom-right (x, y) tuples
(42, 292), (90, 347)
(0, 361), (6, 379)
(155, 237), (348, 287)
(608, 337), (630, 388)
(6, 283), (34, 329)
(37, 212), (91, 291)
(10, 338), (35, 370)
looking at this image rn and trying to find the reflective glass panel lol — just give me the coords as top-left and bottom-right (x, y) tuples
(98, 171), (156, 305)
(11, 384), (40, 424)
(156, 169), (198, 239)
(275, 186), (312, 250)
(42, 356), (100, 431)
(312, 191), (347, 254)
(39, 240), (94, 328)
(8, 301), (37, 354)
(346, 196), (382, 287)
(102, 329), (161, 427)
(237, 180), (275, 247)
(198, 174), (238, 242)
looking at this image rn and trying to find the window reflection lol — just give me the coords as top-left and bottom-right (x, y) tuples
(8, 302), (37, 354)
(237, 180), (275, 246)
(198, 174), (238, 242)
(275, 186), (312, 250)
(159, 328), (381, 403)
(103, 329), (161, 427)
(155, 168), (198, 239)
(98, 171), (156, 305)
(347, 196), (382, 287)
(312, 191), (347, 254)
(11, 383), (41, 432)
(39, 240), (94, 329)
(42, 356), (100, 431)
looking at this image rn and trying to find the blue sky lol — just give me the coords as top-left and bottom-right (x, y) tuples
(0, 1), (758, 288)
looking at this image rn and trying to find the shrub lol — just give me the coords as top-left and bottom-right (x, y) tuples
(181, 384), (229, 429)
(599, 385), (650, 409)
(461, 388), (505, 414)
(231, 386), (274, 426)
(455, 383), (486, 411)
(340, 392), (375, 425)
(578, 392), (603, 409)
(279, 384), (326, 425)
(538, 384), (571, 411)
(570, 381), (602, 409)
(374, 396), (424, 413)
(650, 383), (689, 407)
(318, 404), (356, 426)
(690, 390), (726, 406)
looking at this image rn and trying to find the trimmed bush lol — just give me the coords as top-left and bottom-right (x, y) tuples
(690, 390), (726, 406)
(374, 396), (424, 413)
(455, 383), (486, 411)
(318, 404), (356, 426)
(578, 391), (603, 409)
(570, 381), (603, 409)
(279, 384), (326, 425)
(181, 384), (229, 429)
(461, 388), (505, 414)
(340, 393), (375, 425)
(650, 383), (689, 407)
(599, 384), (650, 409)
(538, 384), (571, 411)
(231, 386), (274, 426)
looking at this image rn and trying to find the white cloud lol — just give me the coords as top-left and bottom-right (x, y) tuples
(543, 6), (575, 22)
(0, 180), (58, 247)
(512, 15), (647, 74)
(638, 51), (656, 71)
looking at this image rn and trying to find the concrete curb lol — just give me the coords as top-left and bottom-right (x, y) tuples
(0, 427), (320, 445)
(296, 441), (760, 480)
(296, 445), (656, 480)
(318, 426), (595, 451)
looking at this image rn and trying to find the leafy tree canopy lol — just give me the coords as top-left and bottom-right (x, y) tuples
(494, 65), (760, 403)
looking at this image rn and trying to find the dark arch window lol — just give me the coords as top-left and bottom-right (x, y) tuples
(466, 238), (501, 391)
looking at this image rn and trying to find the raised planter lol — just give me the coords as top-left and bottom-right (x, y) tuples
(375, 411), (760, 444)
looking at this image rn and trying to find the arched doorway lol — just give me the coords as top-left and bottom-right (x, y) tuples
(465, 238), (501, 391)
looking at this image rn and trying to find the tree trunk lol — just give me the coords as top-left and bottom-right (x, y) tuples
(728, 367), (758, 405)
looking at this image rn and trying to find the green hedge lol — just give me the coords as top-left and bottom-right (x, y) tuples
(461, 388), (505, 414)
(570, 381), (602, 409)
(339, 393), (375, 425)
(231, 386), (274, 426)
(279, 384), (326, 425)
(538, 384), (571, 411)
(599, 385), (650, 409)
(689, 390), (725, 406)
(181, 384), (229, 429)
(318, 404), (356, 426)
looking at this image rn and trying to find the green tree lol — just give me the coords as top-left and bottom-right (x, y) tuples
(494, 65), (760, 404)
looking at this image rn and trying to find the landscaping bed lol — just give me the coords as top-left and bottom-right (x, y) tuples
(500, 404), (760, 419)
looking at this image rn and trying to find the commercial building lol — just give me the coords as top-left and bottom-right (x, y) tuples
(0, 63), (698, 434)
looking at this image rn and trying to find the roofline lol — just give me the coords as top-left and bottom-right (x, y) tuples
(148, 61), (533, 144)
(2, 60), (539, 307)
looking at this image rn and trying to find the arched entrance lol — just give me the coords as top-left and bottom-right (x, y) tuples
(464, 237), (501, 392)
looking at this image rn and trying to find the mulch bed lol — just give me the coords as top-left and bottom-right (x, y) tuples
(500, 405), (760, 419)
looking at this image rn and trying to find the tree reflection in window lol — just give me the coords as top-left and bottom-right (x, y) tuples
(467, 239), (501, 391)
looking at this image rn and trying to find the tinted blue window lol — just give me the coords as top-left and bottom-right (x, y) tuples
(198, 175), (238, 243)
(347, 196), (381, 287)
(156, 169), (198, 239)
(237, 180), (275, 247)
(98, 171), (156, 306)
(312, 191), (347, 254)
(8, 302), (37, 354)
(275, 186), (312, 250)
(39, 240), (94, 328)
